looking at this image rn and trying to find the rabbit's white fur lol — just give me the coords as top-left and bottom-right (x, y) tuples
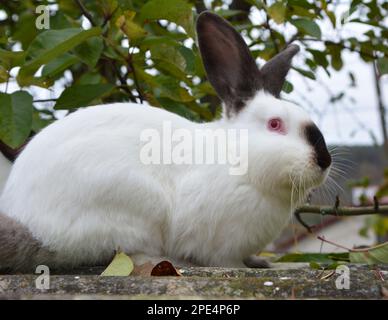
(0, 92), (324, 268)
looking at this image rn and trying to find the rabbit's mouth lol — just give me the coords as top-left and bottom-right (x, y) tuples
(287, 162), (331, 205)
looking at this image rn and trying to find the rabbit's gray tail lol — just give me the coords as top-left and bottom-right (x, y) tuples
(0, 213), (54, 273)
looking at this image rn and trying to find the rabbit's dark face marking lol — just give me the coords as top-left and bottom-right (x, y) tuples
(304, 123), (332, 170)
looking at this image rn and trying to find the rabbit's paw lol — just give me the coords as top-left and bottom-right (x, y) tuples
(243, 255), (271, 268)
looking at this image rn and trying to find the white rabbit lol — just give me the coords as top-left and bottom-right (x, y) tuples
(0, 12), (331, 272)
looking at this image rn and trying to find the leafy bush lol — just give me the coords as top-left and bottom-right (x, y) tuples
(0, 0), (386, 149)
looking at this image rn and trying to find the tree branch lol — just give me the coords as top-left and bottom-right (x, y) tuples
(126, 54), (144, 103)
(373, 57), (388, 161)
(194, 0), (207, 14)
(295, 196), (388, 233)
(33, 98), (57, 103)
(102, 37), (144, 104)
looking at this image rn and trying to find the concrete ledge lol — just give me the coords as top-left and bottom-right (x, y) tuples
(0, 264), (387, 299)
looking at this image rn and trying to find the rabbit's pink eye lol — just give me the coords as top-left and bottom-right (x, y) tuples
(267, 118), (285, 134)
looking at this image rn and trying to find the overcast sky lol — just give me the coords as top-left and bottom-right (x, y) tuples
(1, 2), (387, 146)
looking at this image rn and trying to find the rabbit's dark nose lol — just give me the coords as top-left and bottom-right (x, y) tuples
(304, 123), (331, 170)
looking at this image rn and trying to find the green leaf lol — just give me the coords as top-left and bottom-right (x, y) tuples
(54, 84), (115, 110)
(116, 11), (147, 41)
(0, 49), (26, 69)
(307, 49), (329, 69)
(267, 2), (286, 24)
(293, 66), (316, 80)
(214, 9), (246, 18)
(12, 13), (39, 49)
(0, 66), (9, 83)
(309, 261), (322, 270)
(377, 57), (388, 75)
(177, 46), (196, 74)
(101, 251), (134, 276)
(290, 18), (322, 38)
(41, 54), (80, 79)
(140, 35), (178, 47)
(140, 0), (195, 38)
(277, 252), (349, 263)
(0, 91), (33, 148)
(141, 37), (195, 75)
(158, 98), (198, 120)
(73, 36), (103, 67)
(324, 9), (336, 28)
(76, 72), (103, 85)
(154, 75), (194, 102)
(17, 27), (102, 87)
(288, 5), (317, 19)
(349, 242), (388, 264)
(151, 44), (185, 69)
(192, 81), (216, 98)
(327, 44), (343, 71)
(282, 80), (294, 93)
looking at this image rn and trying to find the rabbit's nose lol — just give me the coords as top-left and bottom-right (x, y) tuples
(304, 123), (332, 170)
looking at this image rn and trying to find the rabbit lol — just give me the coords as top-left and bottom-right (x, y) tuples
(0, 11), (331, 272)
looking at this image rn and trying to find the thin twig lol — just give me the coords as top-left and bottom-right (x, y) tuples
(102, 37), (144, 103)
(4, 73), (9, 93)
(127, 53), (144, 103)
(317, 235), (352, 251)
(114, 63), (137, 102)
(33, 98), (57, 103)
(75, 0), (97, 26)
(295, 197), (388, 233)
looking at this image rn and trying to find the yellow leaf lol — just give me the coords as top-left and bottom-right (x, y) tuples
(101, 251), (134, 276)
(267, 2), (286, 24)
(116, 11), (146, 41)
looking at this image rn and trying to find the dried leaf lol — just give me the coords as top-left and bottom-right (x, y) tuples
(151, 260), (181, 276)
(132, 262), (155, 276)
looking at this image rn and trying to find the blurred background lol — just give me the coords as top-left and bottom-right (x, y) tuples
(0, 0), (387, 253)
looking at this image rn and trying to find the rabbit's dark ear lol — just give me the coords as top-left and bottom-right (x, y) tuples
(196, 11), (260, 115)
(261, 44), (299, 97)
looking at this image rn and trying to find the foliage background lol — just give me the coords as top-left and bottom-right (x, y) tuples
(0, 0), (387, 151)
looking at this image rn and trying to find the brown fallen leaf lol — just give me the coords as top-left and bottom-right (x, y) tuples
(132, 262), (155, 276)
(151, 260), (181, 276)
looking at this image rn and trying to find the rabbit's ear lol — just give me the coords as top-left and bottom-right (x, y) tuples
(261, 44), (299, 97)
(196, 11), (260, 115)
